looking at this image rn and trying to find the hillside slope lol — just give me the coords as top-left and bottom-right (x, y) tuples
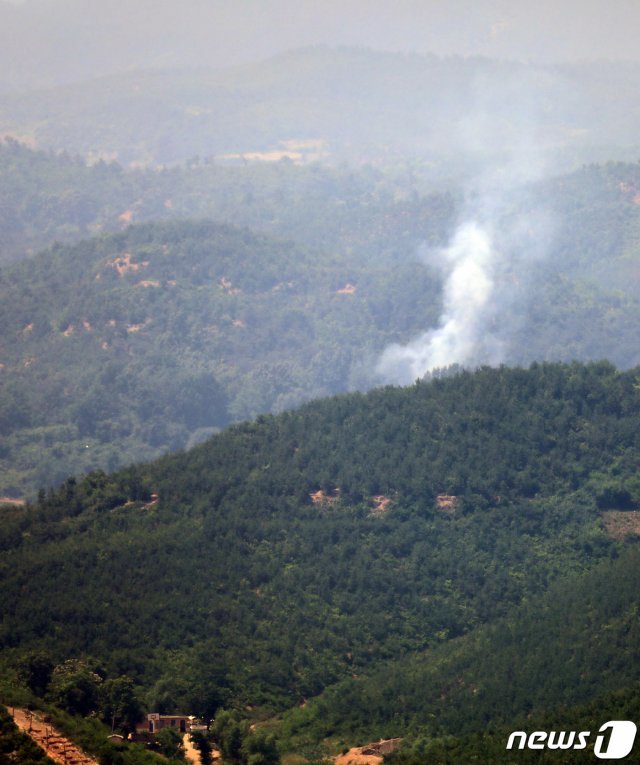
(0, 139), (455, 265)
(2, 363), (639, 741)
(5, 155), (640, 496)
(281, 544), (640, 755)
(0, 218), (443, 497)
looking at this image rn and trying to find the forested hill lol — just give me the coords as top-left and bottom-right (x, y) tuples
(0, 218), (445, 497)
(283, 545), (640, 761)
(0, 139), (455, 265)
(5, 153), (640, 498)
(2, 362), (640, 758)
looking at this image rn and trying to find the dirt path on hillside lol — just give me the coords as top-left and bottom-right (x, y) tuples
(183, 733), (200, 765)
(9, 708), (98, 765)
(182, 733), (221, 763)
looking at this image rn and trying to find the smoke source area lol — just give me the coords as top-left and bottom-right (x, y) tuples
(377, 222), (503, 384)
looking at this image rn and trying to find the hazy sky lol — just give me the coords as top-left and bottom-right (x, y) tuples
(2, 0), (640, 90)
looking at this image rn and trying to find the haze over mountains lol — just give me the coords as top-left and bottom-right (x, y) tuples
(3, 0), (640, 91)
(3, 3), (640, 764)
(4, 47), (640, 170)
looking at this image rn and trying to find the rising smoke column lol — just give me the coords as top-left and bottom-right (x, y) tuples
(376, 220), (505, 385)
(374, 60), (563, 386)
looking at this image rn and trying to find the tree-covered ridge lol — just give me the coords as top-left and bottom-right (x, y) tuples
(384, 681), (640, 763)
(1, 363), (639, 744)
(0, 138), (455, 265)
(280, 544), (640, 754)
(0, 218), (446, 497)
(5, 143), (640, 499)
(4, 128), (640, 270)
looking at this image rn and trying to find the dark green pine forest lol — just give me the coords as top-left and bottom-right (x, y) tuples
(3, 362), (640, 761)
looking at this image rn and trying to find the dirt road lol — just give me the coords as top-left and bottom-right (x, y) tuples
(9, 708), (98, 765)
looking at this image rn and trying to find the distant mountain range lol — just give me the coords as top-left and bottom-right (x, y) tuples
(3, 48), (640, 168)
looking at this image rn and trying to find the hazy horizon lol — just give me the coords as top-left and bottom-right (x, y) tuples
(3, 0), (640, 90)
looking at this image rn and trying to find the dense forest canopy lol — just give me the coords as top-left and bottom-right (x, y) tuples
(2, 362), (640, 760)
(0, 138), (456, 265)
(0, 216), (449, 497)
(2, 144), (640, 497)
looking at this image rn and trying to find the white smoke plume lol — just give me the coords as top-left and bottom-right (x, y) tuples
(375, 64), (561, 386)
(376, 220), (505, 385)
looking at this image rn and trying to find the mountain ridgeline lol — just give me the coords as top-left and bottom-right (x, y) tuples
(4, 146), (640, 498)
(0, 138), (456, 265)
(0, 217), (445, 497)
(2, 362), (640, 758)
(4, 48), (640, 168)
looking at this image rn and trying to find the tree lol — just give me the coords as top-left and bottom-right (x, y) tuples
(242, 731), (280, 765)
(17, 652), (54, 697)
(99, 676), (141, 734)
(211, 711), (247, 765)
(154, 728), (185, 761)
(190, 730), (213, 765)
(48, 660), (101, 716)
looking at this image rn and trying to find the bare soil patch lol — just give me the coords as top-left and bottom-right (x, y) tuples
(334, 739), (402, 765)
(370, 495), (392, 515)
(109, 253), (149, 276)
(9, 708), (98, 765)
(436, 494), (458, 514)
(0, 496), (25, 506)
(310, 488), (341, 506)
(602, 510), (640, 540)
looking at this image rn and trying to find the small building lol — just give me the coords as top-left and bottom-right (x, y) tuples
(142, 713), (190, 734)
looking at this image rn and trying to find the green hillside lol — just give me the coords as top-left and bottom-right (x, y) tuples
(5, 153), (640, 497)
(2, 363), (640, 760)
(0, 218), (444, 497)
(281, 545), (640, 754)
(384, 680), (640, 763)
(0, 138), (455, 265)
(5, 28), (640, 765)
